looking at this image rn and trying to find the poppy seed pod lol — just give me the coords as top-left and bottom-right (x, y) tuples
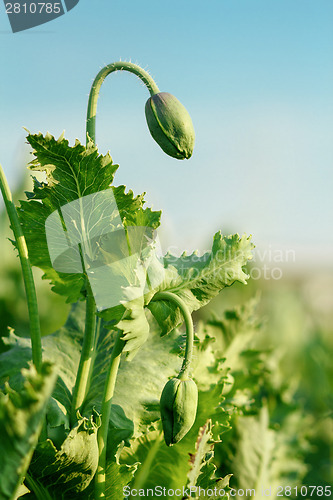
(145, 92), (195, 160)
(160, 377), (198, 446)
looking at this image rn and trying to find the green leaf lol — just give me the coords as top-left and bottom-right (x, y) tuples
(120, 375), (231, 493)
(98, 220), (163, 359)
(192, 473), (231, 499)
(185, 417), (231, 498)
(200, 296), (269, 413)
(28, 411), (100, 497)
(105, 461), (138, 499)
(18, 132), (160, 306)
(42, 304), (84, 421)
(230, 406), (275, 492)
(18, 133), (116, 303)
(0, 362), (56, 500)
(0, 303), (85, 436)
(187, 420), (214, 488)
(23, 475), (56, 499)
(0, 333), (33, 390)
(106, 404), (135, 460)
(117, 316), (233, 494)
(202, 297), (311, 491)
(113, 296), (150, 361)
(12, 483), (30, 499)
(191, 326), (227, 392)
(230, 404), (309, 495)
(147, 232), (254, 335)
(196, 461), (232, 493)
(0, 302), (178, 445)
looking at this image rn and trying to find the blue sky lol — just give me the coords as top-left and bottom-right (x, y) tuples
(0, 0), (332, 269)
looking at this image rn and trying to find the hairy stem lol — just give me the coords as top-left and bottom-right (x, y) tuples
(95, 331), (125, 499)
(86, 61), (160, 144)
(71, 281), (96, 425)
(0, 164), (42, 372)
(151, 291), (194, 379)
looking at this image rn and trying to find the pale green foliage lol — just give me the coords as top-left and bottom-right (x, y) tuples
(104, 461), (138, 499)
(18, 132), (160, 306)
(111, 296), (150, 361)
(0, 362), (56, 500)
(231, 406), (275, 492)
(230, 406), (310, 495)
(200, 298), (312, 494)
(118, 314), (233, 495)
(29, 412), (100, 496)
(186, 420), (215, 488)
(5, 131), (312, 499)
(147, 232), (254, 335)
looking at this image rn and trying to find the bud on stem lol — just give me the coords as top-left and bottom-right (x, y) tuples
(86, 62), (195, 160)
(151, 291), (197, 445)
(145, 92), (195, 159)
(160, 376), (198, 446)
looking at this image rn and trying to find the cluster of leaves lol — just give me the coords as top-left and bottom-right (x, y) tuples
(0, 293), (316, 499)
(114, 297), (312, 499)
(1, 132), (316, 499)
(199, 299), (312, 494)
(0, 132), (256, 499)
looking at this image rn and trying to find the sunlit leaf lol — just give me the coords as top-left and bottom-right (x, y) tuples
(0, 363), (56, 500)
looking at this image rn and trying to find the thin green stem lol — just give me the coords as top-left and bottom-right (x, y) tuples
(84, 315), (102, 398)
(87, 61), (160, 497)
(151, 291), (194, 379)
(95, 331), (125, 499)
(0, 164), (42, 372)
(86, 61), (160, 145)
(71, 281), (97, 425)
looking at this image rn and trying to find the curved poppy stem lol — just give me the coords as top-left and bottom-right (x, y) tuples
(151, 291), (194, 379)
(86, 61), (160, 145)
(87, 62), (160, 499)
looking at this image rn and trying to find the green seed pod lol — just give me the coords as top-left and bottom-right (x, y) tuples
(145, 92), (195, 160)
(160, 376), (198, 446)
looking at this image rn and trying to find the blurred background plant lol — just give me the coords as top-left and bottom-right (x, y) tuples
(0, 175), (70, 349)
(195, 266), (333, 492)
